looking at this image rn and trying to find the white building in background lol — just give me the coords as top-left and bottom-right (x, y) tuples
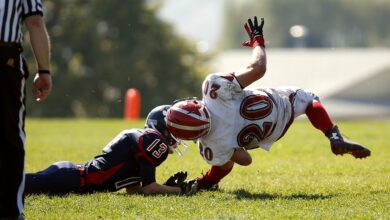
(210, 48), (390, 119)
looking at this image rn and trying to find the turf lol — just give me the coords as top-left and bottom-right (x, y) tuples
(24, 119), (390, 219)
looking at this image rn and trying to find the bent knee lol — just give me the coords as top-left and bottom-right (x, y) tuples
(239, 157), (252, 166)
(235, 156), (252, 166)
(231, 148), (252, 166)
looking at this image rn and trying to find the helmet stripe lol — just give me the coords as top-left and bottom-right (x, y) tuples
(167, 121), (210, 131)
(170, 106), (210, 122)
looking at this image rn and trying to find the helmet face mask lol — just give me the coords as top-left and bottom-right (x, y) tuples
(166, 99), (211, 140)
(169, 137), (189, 156)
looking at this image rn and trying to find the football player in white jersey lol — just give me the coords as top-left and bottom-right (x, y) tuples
(166, 16), (371, 192)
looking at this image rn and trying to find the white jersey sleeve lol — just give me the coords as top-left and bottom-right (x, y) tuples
(200, 73), (245, 165)
(201, 72), (243, 104)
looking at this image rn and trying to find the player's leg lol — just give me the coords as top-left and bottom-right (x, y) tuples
(193, 141), (239, 191)
(324, 124), (371, 158)
(194, 148), (250, 191)
(195, 161), (234, 191)
(293, 89), (371, 158)
(25, 161), (81, 194)
(231, 148), (252, 166)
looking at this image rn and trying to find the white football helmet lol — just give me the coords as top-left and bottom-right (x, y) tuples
(145, 105), (188, 156)
(166, 99), (211, 140)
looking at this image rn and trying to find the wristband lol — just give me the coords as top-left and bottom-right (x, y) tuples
(253, 36), (265, 47)
(38, 70), (51, 74)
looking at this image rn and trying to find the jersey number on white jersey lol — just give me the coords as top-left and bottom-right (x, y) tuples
(237, 95), (274, 149)
(204, 78), (275, 153)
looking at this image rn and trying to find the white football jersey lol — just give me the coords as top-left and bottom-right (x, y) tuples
(198, 73), (295, 166)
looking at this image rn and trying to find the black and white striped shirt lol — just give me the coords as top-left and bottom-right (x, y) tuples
(0, 0), (43, 43)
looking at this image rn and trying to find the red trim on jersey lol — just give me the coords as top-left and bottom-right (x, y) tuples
(85, 163), (124, 185)
(220, 73), (235, 82)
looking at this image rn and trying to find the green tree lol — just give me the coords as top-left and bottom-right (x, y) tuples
(25, 0), (208, 117)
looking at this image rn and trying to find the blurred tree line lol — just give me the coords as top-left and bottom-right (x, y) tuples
(25, 0), (209, 118)
(220, 0), (390, 48)
(23, 0), (390, 118)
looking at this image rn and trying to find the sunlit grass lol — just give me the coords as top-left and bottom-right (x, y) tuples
(24, 119), (390, 219)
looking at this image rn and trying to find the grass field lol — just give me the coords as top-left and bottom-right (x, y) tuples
(24, 119), (389, 219)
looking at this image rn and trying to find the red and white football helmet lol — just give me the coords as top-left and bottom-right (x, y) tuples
(166, 99), (211, 140)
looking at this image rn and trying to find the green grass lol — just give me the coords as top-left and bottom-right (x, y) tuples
(24, 119), (390, 219)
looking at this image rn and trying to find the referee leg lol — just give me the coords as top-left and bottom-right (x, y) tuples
(0, 57), (27, 218)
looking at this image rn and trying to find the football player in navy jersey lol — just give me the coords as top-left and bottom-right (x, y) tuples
(25, 105), (192, 195)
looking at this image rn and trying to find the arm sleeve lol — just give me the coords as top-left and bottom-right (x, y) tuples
(138, 157), (156, 186)
(202, 73), (243, 103)
(22, 0), (44, 18)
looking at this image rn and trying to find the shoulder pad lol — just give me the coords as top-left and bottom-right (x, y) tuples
(136, 131), (169, 166)
(202, 73), (242, 101)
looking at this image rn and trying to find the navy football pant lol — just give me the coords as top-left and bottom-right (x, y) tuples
(25, 161), (81, 194)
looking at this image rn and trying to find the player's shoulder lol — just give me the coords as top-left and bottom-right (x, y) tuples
(120, 128), (142, 135)
(204, 72), (236, 83)
(202, 72), (243, 102)
(118, 128), (166, 147)
(132, 128), (166, 145)
(203, 72), (242, 90)
(141, 128), (165, 139)
(137, 128), (169, 166)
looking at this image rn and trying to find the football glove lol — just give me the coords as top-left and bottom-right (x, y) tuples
(163, 171), (187, 187)
(242, 16), (265, 47)
(179, 179), (198, 195)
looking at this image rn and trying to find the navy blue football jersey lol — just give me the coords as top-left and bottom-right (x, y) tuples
(82, 128), (169, 192)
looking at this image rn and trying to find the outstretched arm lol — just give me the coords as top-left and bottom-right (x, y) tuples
(235, 16), (267, 88)
(132, 160), (185, 195)
(140, 182), (181, 195)
(126, 171), (189, 195)
(125, 182), (181, 195)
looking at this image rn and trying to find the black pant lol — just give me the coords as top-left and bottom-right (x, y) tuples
(0, 44), (28, 218)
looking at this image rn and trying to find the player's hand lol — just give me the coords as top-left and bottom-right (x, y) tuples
(32, 73), (52, 102)
(242, 16), (265, 48)
(163, 171), (187, 187)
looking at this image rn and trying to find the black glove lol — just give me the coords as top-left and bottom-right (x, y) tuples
(242, 16), (265, 47)
(179, 179), (198, 195)
(163, 171), (187, 187)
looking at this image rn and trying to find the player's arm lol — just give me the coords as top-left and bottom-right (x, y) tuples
(136, 158), (181, 195)
(125, 185), (142, 194)
(125, 182), (180, 195)
(235, 16), (266, 89)
(141, 182), (181, 195)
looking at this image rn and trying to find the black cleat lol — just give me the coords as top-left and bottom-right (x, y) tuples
(194, 178), (219, 191)
(199, 181), (219, 191)
(330, 138), (371, 158)
(326, 126), (371, 159)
